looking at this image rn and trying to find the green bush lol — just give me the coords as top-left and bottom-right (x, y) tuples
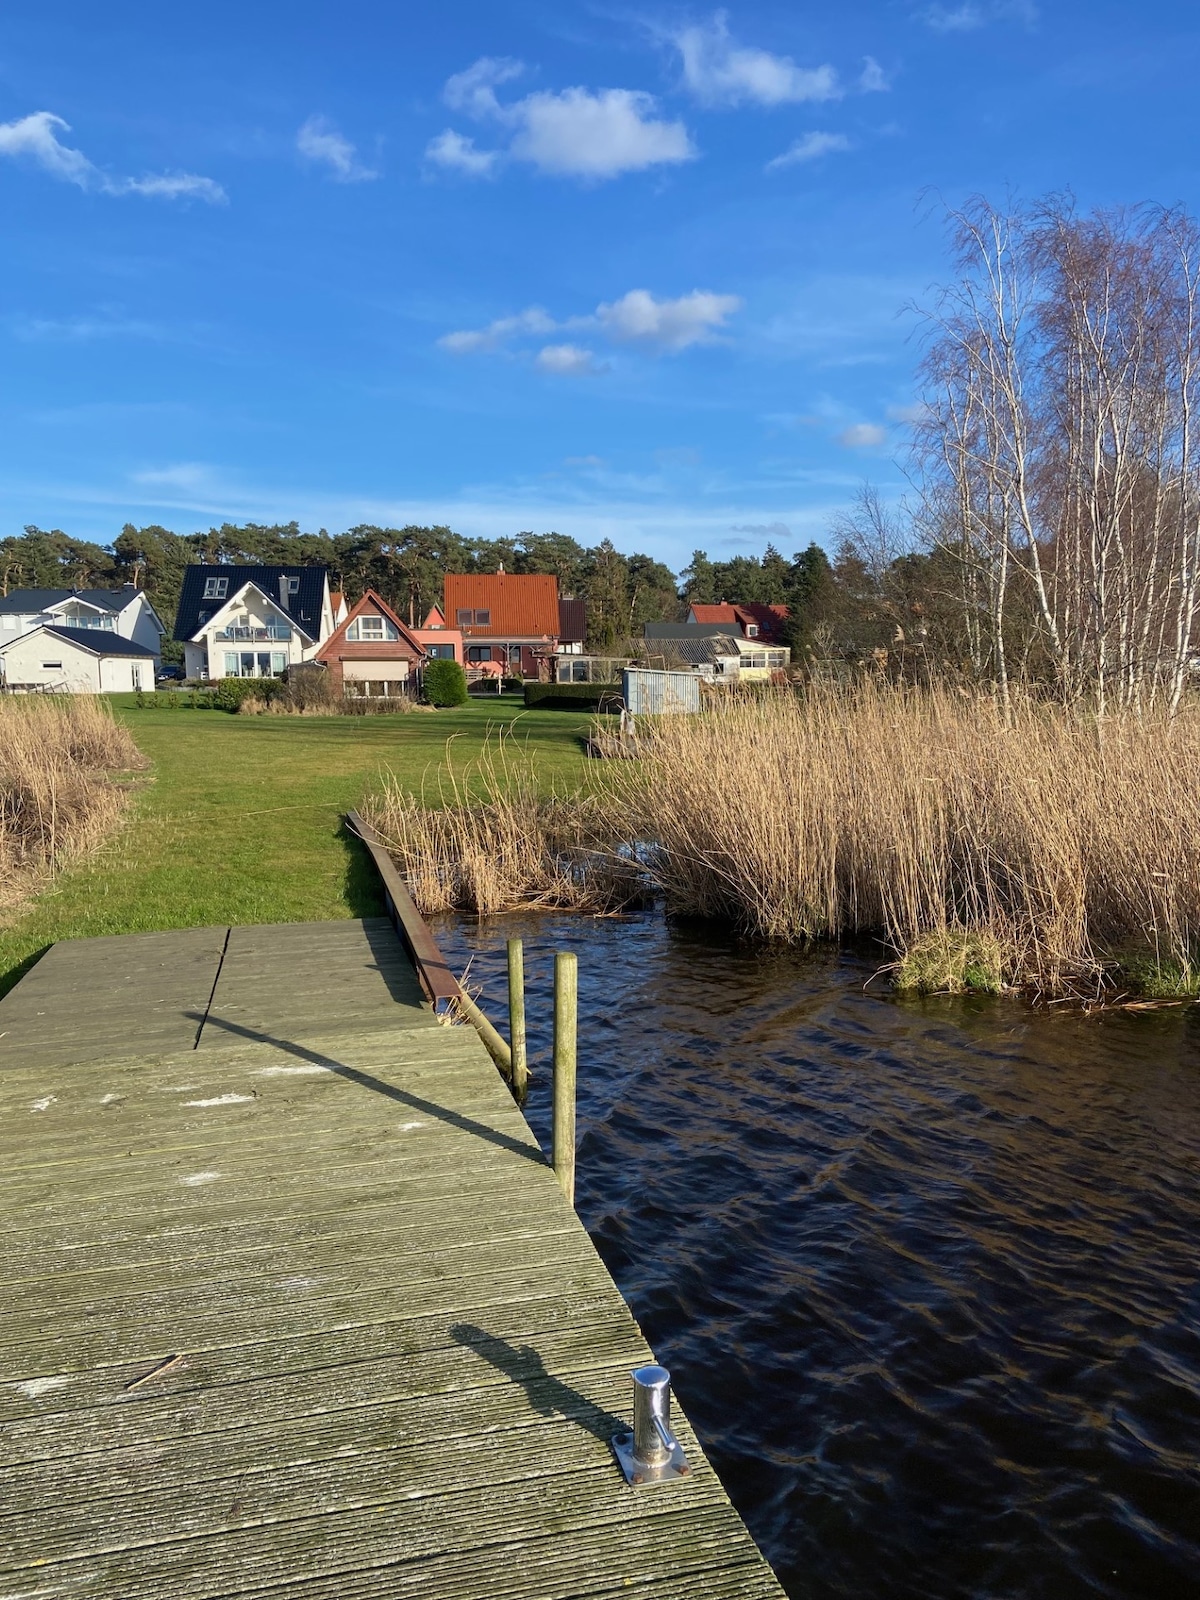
(423, 658), (469, 707)
(523, 681), (623, 711)
(214, 677), (284, 714)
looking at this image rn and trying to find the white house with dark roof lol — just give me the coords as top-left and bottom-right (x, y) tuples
(0, 586), (166, 655)
(174, 565), (334, 680)
(0, 625), (159, 694)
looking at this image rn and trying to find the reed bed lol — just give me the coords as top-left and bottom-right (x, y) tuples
(597, 685), (1200, 997)
(0, 696), (146, 911)
(363, 686), (1200, 997)
(361, 737), (645, 917)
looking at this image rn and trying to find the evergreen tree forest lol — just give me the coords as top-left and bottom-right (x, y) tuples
(0, 505), (964, 671)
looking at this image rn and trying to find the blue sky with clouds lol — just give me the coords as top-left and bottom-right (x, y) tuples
(3, 2), (1198, 569)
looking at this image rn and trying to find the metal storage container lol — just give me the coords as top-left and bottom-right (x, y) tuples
(621, 668), (702, 715)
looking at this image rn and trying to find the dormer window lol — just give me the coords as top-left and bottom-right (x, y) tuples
(203, 576), (228, 599)
(746, 623), (759, 637)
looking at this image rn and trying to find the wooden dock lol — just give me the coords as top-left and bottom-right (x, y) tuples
(0, 918), (784, 1598)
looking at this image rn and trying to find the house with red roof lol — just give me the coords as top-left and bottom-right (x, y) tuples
(687, 602), (789, 643)
(411, 604), (464, 665)
(444, 572), (562, 678)
(313, 589), (425, 699)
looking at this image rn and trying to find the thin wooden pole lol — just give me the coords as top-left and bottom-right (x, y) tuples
(553, 951), (577, 1205)
(507, 938), (528, 1102)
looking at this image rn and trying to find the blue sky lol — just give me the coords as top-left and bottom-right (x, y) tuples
(3, 2), (1198, 570)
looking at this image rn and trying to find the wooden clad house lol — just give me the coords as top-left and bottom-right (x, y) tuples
(443, 572), (560, 678)
(313, 590), (426, 698)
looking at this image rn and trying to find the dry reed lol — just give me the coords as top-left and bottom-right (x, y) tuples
(0, 696), (146, 911)
(360, 735), (644, 916)
(596, 684), (1200, 996)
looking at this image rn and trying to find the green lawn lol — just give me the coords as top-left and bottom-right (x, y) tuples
(0, 697), (593, 998)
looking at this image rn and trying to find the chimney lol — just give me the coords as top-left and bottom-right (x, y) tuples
(279, 575), (290, 608)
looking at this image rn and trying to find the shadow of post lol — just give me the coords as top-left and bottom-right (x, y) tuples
(449, 1322), (626, 1444)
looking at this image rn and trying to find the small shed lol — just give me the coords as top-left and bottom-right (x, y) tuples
(622, 667), (702, 715)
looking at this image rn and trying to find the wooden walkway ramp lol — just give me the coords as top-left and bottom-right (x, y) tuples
(0, 919), (784, 1599)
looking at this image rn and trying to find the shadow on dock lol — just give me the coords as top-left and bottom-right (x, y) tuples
(450, 1323), (625, 1444)
(186, 1010), (548, 1166)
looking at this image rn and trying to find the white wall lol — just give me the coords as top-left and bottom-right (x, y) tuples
(0, 631), (100, 692)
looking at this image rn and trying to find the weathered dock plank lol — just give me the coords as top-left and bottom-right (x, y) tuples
(0, 920), (784, 1597)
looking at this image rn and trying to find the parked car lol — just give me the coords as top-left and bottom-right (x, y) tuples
(156, 664), (186, 682)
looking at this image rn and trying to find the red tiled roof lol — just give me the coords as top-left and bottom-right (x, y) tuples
(689, 601), (788, 640)
(444, 573), (560, 638)
(314, 589), (425, 663)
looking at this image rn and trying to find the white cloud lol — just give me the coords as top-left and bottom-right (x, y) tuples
(0, 111), (225, 202)
(439, 306), (557, 354)
(535, 343), (602, 376)
(444, 56), (525, 117)
(441, 289), (741, 361)
(766, 132), (852, 171)
(425, 129), (499, 177)
(433, 59), (694, 181)
(674, 12), (840, 108)
(838, 423), (888, 448)
(509, 88), (693, 178)
(859, 56), (890, 92)
(122, 173), (227, 201)
(596, 289), (741, 351)
(131, 462), (215, 491)
(296, 115), (377, 182)
(918, 1), (1036, 31)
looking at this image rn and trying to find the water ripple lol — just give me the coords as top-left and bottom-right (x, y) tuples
(433, 910), (1200, 1599)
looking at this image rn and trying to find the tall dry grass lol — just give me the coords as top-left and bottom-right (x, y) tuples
(361, 737), (645, 916)
(0, 696), (145, 910)
(597, 685), (1200, 995)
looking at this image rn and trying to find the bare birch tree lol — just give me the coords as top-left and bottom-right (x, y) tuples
(915, 195), (1200, 711)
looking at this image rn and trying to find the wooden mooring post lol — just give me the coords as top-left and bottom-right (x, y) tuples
(507, 938), (529, 1101)
(553, 951), (578, 1205)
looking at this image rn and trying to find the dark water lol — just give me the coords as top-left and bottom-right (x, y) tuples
(431, 910), (1200, 1600)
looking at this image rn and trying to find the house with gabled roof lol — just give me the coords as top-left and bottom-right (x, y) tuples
(174, 565), (334, 680)
(687, 602), (789, 643)
(0, 625), (159, 694)
(443, 572), (561, 678)
(411, 604), (463, 665)
(0, 585), (165, 657)
(313, 590), (426, 699)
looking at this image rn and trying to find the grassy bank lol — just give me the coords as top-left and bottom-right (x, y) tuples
(0, 697), (590, 998)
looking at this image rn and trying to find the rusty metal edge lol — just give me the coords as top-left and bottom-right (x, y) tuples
(345, 809), (462, 1010)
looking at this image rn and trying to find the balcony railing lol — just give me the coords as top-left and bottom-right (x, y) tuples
(214, 625), (292, 642)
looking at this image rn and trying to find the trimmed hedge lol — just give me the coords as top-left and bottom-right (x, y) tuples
(423, 658), (469, 707)
(523, 681), (623, 711)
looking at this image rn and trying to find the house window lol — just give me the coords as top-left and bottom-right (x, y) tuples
(467, 645), (492, 663)
(41, 660), (63, 670)
(746, 623), (759, 637)
(203, 576), (228, 599)
(455, 608), (473, 628)
(426, 643), (455, 660)
(474, 609), (491, 626)
(271, 652), (287, 674)
(224, 652), (239, 676)
(346, 613), (398, 642)
(286, 577), (300, 594)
